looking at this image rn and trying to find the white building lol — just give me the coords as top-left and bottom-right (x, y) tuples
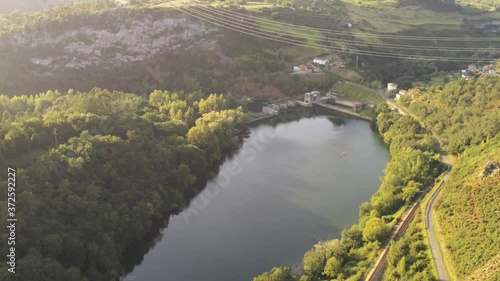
(387, 83), (398, 91)
(304, 91), (320, 104)
(313, 57), (329, 66)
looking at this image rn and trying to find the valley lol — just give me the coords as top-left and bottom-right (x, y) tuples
(0, 0), (498, 280)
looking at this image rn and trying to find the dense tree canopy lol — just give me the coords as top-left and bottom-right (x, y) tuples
(0, 88), (246, 281)
(408, 75), (500, 155)
(253, 266), (293, 281)
(383, 211), (436, 281)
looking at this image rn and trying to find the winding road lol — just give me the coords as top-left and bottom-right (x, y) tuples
(425, 171), (451, 281)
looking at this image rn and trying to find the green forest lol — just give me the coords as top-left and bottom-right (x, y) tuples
(402, 75), (500, 280)
(254, 104), (444, 281)
(383, 210), (435, 281)
(408, 75), (500, 155)
(0, 88), (246, 280)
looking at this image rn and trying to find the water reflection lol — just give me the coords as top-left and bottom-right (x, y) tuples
(124, 112), (389, 281)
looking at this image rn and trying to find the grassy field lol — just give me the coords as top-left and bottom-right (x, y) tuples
(341, 1), (500, 35)
(331, 82), (385, 103)
(239, 1), (274, 11)
(151, 0), (500, 33)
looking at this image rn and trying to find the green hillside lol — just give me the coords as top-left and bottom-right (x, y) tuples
(1, 0), (499, 97)
(436, 136), (500, 280)
(408, 74), (500, 155)
(403, 74), (500, 280)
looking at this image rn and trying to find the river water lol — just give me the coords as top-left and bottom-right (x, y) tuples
(126, 112), (389, 281)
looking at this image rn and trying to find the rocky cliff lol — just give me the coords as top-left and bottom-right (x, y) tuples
(2, 9), (219, 74)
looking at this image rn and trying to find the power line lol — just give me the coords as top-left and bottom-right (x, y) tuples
(177, 6), (493, 62)
(192, 5), (499, 52)
(270, 6), (453, 27)
(181, 5), (492, 61)
(194, 4), (500, 42)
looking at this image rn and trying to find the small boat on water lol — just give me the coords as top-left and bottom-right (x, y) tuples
(340, 151), (347, 158)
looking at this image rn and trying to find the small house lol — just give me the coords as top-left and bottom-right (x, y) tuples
(482, 64), (495, 74)
(395, 90), (407, 101)
(313, 57), (329, 66)
(387, 83), (397, 91)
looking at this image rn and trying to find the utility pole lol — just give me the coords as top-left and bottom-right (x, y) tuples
(53, 128), (59, 146)
(356, 55), (359, 69)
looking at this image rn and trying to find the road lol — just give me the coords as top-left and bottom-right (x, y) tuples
(425, 170), (451, 281)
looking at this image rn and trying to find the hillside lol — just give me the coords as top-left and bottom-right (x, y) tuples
(0, 1), (342, 99)
(402, 75), (500, 280)
(436, 136), (500, 280)
(1, 0), (499, 98)
(408, 74), (500, 155)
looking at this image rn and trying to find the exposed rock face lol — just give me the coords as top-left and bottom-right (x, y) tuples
(479, 161), (500, 178)
(1, 9), (220, 74)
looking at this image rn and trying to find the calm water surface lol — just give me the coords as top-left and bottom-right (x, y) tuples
(127, 113), (389, 281)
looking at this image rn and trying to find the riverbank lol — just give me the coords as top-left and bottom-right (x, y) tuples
(254, 103), (443, 280)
